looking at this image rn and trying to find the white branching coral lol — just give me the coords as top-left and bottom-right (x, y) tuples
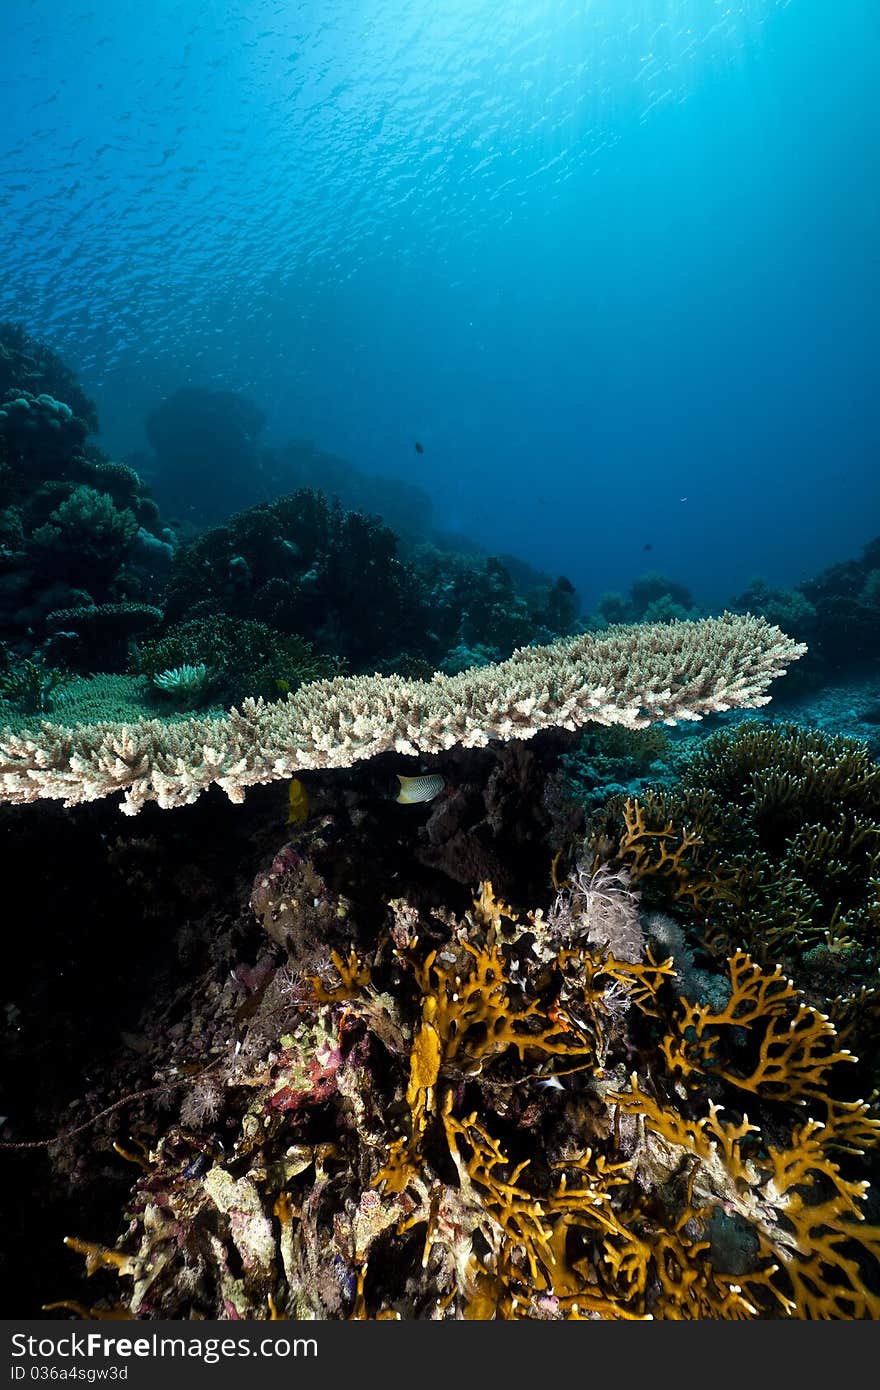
(0, 612), (806, 815)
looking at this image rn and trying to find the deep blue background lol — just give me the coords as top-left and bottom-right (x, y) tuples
(2, 0), (878, 609)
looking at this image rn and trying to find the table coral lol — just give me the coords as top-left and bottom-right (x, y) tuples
(0, 612), (805, 813)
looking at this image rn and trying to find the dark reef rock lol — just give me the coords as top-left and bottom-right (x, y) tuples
(144, 385), (269, 523)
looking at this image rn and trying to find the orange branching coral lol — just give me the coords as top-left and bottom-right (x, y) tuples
(62, 1237), (140, 1279)
(309, 948), (372, 1003)
(359, 885), (690, 1311)
(59, 872), (880, 1321)
(592, 725), (880, 1047)
(364, 894), (880, 1319)
(375, 929), (600, 1194)
(405, 938), (595, 1071)
(42, 1300), (134, 1321)
(444, 1104), (559, 1286)
(596, 950), (677, 1019)
(378, 1086), (641, 1320)
(600, 1207), (758, 1320)
(606, 948), (880, 1319)
(554, 946), (675, 1062)
(610, 1079), (880, 1318)
(470, 879), (518, 938)
(658, 950), (855, 1101)
(615, 795), (736, 913)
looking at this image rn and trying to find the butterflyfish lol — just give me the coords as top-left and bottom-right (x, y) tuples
(394, 773), (445, 804)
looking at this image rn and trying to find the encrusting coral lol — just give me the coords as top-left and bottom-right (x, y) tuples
(0, 612), (805, 814)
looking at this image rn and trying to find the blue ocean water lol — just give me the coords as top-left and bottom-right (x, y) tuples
(1, 0), (877, 610)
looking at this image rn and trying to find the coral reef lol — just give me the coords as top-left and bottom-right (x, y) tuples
(0, 391), (88, 476)
(53, 854), (880, 1319)
(0, 652), (72, 715)
(586, 721), (880, 1083)
(159, 493), (580, 677)
(5, 323), (880, 1325)
(406, 545), (579, 660)
(0, 321), (98, 432)
(161, 490), (425, 669)
(144, 386), (268, 523)
(0, 325), (173, 665)
(45, 602), (163, 672)
(736, 537), (880, 687)
(133, 615), (341, 707)
(560, 724), (674, 816)
(2, 627), (877, 1322)
(0, 613), (805, 814)
(31, 486), (139, 585)
(595, 572), (702, 628)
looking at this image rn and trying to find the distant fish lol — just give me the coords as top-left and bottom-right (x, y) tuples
(414, 440), (425, 454)
(642, 542), (653, 551)
(286, 777), (310, 826)
(394, 773), (445, 804)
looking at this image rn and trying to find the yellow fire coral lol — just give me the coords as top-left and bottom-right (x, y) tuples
(614, 793), (737, 913)
(60, 871), (880, 1320)
(352, 895), (880, 1318)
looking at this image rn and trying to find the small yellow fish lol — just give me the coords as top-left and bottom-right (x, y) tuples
(286, 777), (310, 826)
(394, 773), (445, 805)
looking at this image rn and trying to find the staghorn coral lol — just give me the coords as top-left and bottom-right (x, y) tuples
(683, 721), (880, 835)
(0, 612), (805, 815)
(57, 860), (880, 1320)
